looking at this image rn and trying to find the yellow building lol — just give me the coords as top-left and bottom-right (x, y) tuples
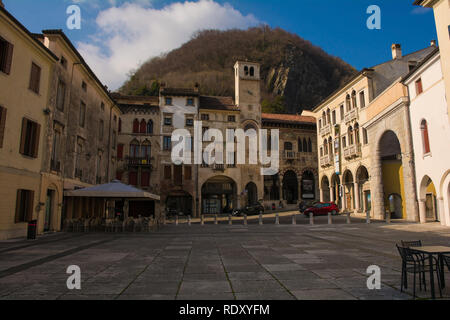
(0, 6), (58, 239)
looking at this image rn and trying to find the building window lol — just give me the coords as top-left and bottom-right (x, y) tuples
(29, 62), (41, 94)
(112, 131), (116, 149)
(201, 114), (210, 121)
(51, 129), (61, 171)
(81, 81), (87, 92)
(363, 128), (369, 145)
(117, 144), (124, 160)
(99, 120), (104, 141)
(228, 115), (236, 122)
(140, 119), (147, 134)
(340, 105), (344, 121)
(79, 101), (86, 128)
(284, 142), (293, 151)
(100, 102), (105, 111)
(141, 171), (150, 187)
(308, 139), (312, 153)
(163, 136), (172, 151)
(15, 189), (34, 223)
(174, 165), (182, 186)
(133, 119), (139, 134)
(415, 78), (423, 95)
(298, 138), (303, 152)
(165, 97), (172, 105)
(75, 141), (83, 179)
(244, 66), (249, 76)
(318, 119), (322, 129)
(0, 106), (6, 148)
(147, 120), (153, 134)
(249, 67), (255, 77)
(346, 95), (351, 111)
(186, 118), (194, 127)
(164, 117), (172, 126)
(130, 141), (139, 158)
(351, 91), (357, 109)
(421, 120), (431, 154)
(332, 110), (336, 125)
(359, 91), (366, 108)
(164, 165), (172, 180)
(342, 136), (347, 148)
(141, 141), (151, 159)
(129, 171), (138, 186)
(0, 36), (14, 75)
(19, 118), (40, 158)
(186, 98), (194, 106)
(60, 56), (67, 69)
(118, 118), (122, 133)
(56, 80), (66, 111)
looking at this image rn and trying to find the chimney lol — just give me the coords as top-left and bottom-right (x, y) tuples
(430, 40), (437, 47)
(391, 44), (402, 60)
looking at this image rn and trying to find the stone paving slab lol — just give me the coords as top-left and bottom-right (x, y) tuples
(0, 220), (449, 300)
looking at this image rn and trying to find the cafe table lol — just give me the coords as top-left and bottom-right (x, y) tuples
(412, 246), (450, 299)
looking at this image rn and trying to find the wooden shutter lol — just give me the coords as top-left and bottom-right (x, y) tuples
(129, 172), (137, 186)
(174, 165), (182, 186)
(26, 190), (34, 221)
(33, 122), (41, 158)
(164, 166), (171, 180)
(184, 166), (192, 180)
(4, 41), (13, 75)
(19, 118), (27, 155)
(0, 107), (6, 148)
(141, 171), (150, 187)
(15, 190), (22, 223)
(117, 144), (124, 159)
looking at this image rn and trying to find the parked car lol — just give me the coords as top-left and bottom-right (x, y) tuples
(232, 202), (265, 216)
(303, 202), (339, 216)
(298, 200), (318, 213)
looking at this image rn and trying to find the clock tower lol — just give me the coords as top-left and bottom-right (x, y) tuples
(234, 61), (261, 125)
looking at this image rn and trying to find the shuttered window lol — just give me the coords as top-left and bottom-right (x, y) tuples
(15, 189), (34, 223)
(19, 118), (40, 158)
(141, 171), (150, 187)
(129, 171), (138, 186)
(164, 165), (172, 180)
(415, 78), (423, 95)
(184, 166), (192, 181)
(0, 36), (14, 75)
(117, 144), (124, 160)
(29, 62), (41, 94)
(0, 106), (6, 148)
(174, 165), (182, 186)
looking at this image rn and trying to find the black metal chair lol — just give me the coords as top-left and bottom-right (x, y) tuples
(401, 240), (423, 248)
(397, 245), (426, 298)
(443, 254), (450, 271)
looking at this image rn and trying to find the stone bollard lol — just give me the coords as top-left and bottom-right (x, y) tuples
(229, 215), (232, 225)
(259, 213), (263, 225)
(175, 215), (179, 226)
(346, 212), (351, 224)
(328, 212), (333, 225)
(214, 214), (218, 225)
(244, 214), (248, 226)
(366, 211), (371, 224)
(309, 212), (314, 225)
(292, 214), (297, 225)
(201, 215), (204, 226)
(275, 213), (280, 225)
(385, 211), (391, 224)
(188, 215), (191, 226)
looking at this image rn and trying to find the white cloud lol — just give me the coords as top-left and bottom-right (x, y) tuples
(77, 0), (259, 90)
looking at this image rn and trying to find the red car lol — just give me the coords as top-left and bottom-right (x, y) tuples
(304, 202), (339, 216)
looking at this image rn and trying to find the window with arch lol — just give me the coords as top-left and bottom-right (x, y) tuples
(147, 120), (153, 134)
(140, 119), (147, 134)
(308, 138), (312, 153)
(303, 139), (308, 153)
(328, 137), (333, 155)
(363, 128), (369, 145)
(421, 119), (431, 154)
(244, 66), (249, 76)
(354, 123), (360, 145)
(346, 95), (351, 111)
(340, 105), (344, 121)
(351, 91), (357, 109)
(327, 109), (331, 124)
(141, 141), (151, 159)
(249, 67), (255, 77)
(132, 119), (139, 134)
(298, 138), (303, 152)
(322, 111), (327, 125)
(118, 118), (122, 133)
(323, 139), (328, 155)
(284, 142), (293, 151)
(130, 140), (140, 158)
(348, 126), (354, 145)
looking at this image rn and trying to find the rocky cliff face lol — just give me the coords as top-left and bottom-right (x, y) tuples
(120, 27), (357, 113)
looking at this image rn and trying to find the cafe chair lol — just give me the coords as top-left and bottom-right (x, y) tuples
(401, 240), (423, 248)
(443, 254), (450, 271)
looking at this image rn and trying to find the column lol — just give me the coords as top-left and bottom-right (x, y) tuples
(320, 188), (324, 202)
(419, 199), (426, 224)
(354, 182), (360, 213)
(341, 185), (346, 211)
(371, 147), (385, 220)
(437, 197), (445, 226)
(330, 187), (335, 203)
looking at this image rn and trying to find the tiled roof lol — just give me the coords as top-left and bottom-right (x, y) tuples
(160, 87), (199, 97)
(199, 96), (238, 111)
(262, 113), (316, 124)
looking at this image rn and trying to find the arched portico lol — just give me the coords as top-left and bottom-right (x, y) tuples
(201, 176), (237, 214)
(320, 176), (330, 202)
(418, 175), (438, 222)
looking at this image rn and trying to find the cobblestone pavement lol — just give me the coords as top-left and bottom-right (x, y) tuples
(0, 216), (449, 300)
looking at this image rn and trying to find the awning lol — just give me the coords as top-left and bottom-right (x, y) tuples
(64, 180), (160, 201)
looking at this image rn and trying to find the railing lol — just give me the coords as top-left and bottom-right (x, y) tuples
(213, 164), (225, 172)
(345, 109), (358, 123)
(320, 154), (333, 167)
(320, 124), (331, 137)
(284, 151), (298, 160)
(343, 143), (362, 159)
(127, 157), (153, 167)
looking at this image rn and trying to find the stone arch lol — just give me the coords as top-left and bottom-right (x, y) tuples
(356, 165), (370, 212)
(343, 169), (355, 210)
(419, 175), (438, 222)
(201, 175), (238, 214)
(321, 175), (331, 202)
(283, 170), (299, 204)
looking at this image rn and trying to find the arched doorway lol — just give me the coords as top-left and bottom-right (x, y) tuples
(321, 176), (330, 202)
(202, 176), (237, 214)
(420, 176), (438, 222)
(264, 174), (280, 201)
(245, 182), (258, 206)
(379, 130), (405, 219)
(331, 174), (341, 208)
(283, 171), (299, 204)
(356, 166), (370, 213)
(301, 170), (316, 201)
(166, 191), (193, 216)
(343, 170), (354, 210)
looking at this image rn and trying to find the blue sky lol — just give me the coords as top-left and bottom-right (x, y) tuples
(3, 0), (437, 89)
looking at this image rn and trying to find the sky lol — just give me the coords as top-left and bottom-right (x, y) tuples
(3, 0), (438, 90)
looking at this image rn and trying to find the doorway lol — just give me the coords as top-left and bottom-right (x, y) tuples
(44, 190), (54, 232)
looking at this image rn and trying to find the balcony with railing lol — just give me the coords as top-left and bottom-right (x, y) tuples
(345, 109), (358, 123)
(320, 154), (333, 168)
(284, 151), (298, 160)
(127, 157), (153, 168)
(213, 164), (225, 172)
(343, 143), (362, 159)
(320, 124), (331, 137)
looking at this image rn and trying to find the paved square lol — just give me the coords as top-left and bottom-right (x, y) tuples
(0, 217), (449, 300)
